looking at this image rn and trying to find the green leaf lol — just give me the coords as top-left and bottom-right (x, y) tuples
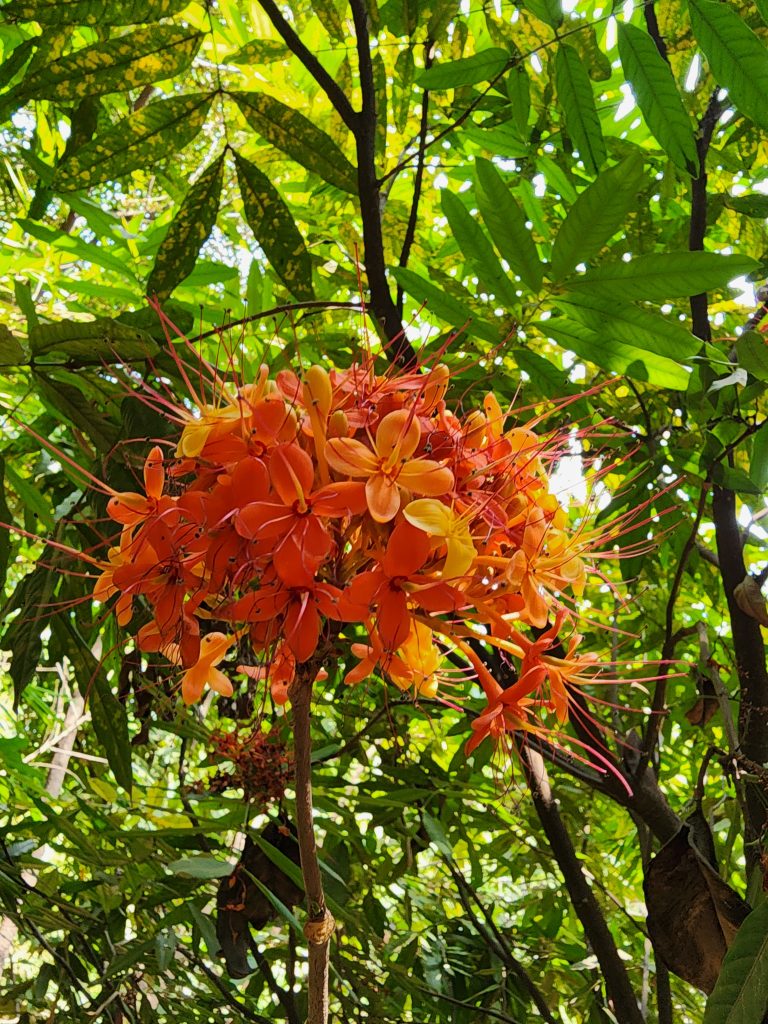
(461, 120), (529, 158)
(35, 371), (120, 452)
(146, 155), (224, 300)
(3, 0), (189, 25)
(737, 331), (768, 381)
(505, 64), (531, 136)
(554, 43), (606, 176)
(391, 267), (499, 343)
(474, 157), (542, 291)
(415, 47), (509, 89)
(18, 219), (137, 279)
(555, 293), (701, 360)
(53, 93), (213, 192)
(564, 252), (759, 301)
(724, 193), (768, 218)
(2, 25), (203, 110)
(28, 317), (159, 362)
(4, 464), (55, 530)
(167, 857), (234, 879)
(232, 92), (358, 194)
(312, 0), (345, 41)
(688, 0), (768, 131)
(751, 422), (768, 490)
(0, 325), (27, 365)
(56, 616), (133, 792)
(710, 462), (763, 496)
(235, 153), (313, 302)
(228, 38), (292, 64)
(617, 23), (699, 176)
(522, 0), (562, 28)
(394, 46), (415, 133)
(538, 316), (691, 389)
(1, 559), (58, 706)
(441, 189), (519, 308)
(0, 457), (12, 595)
(550, 154), (646, 282)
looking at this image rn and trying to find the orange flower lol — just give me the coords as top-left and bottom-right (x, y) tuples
(180, 632), (235, 704)
(325, 409), (454, 522)
(107, 446), (174, 527)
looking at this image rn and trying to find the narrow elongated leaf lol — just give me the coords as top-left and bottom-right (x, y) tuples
(2, 25), (203, 110)
(474, 157), (542, 291)
(0, 457), (11, 595)
(736, 331), (768, 381)
(232, 92), (357, 194)
(5, 464), (55, 529)
(312, 0), (345, 41)
(554, 43), (605, 175)
(441, 189), (519, 308)
(565, 252), (759, 301)
(29, 317), (159, 362)
(506, 64), (531, 136)
(35, 372), (120, 451)
(688, 0), (768, 130)
(1, 559), (57, 705)
(750, 422), (768, 490)
(703, 901), (768, 1023)
(618, 23), (699, 176)
(55, 616), (133, 792)
(18, 219), (135, 279)
(394, 47), (415, 132)
(391, 267), (499, 343)
(53, 93), (213, 191)
(461, 121), (528, 157)
(235, 153), (314, 301)
(3, 0), (188, 25)
(551, 154), (646, 281)
(0, 37), (36, 90)
(539, 316), (691, 389)
(228, 39), (290, 64)
(146, 155), (224, 299)
(415, 48), (510, 89)
(556, 292), (701, 360)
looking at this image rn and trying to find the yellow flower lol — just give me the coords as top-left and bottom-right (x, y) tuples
(403, 499), (476, 580)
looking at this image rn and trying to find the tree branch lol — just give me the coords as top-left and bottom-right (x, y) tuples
(290, 665), (334, 1024)
(257, 0), (356, 130)
(522, 749), (644, 1024)
(349, 0), (418, 368)
(643, 1), (669, 64)
(396, 41), (433, 317)
(247, 936), (300, 1024)
(689, 89), (725, 340)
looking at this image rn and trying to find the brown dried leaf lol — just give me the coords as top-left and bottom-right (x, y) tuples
(734, 575), (768, 626)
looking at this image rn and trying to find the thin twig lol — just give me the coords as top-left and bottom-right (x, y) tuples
(247, 935), (300, 1024)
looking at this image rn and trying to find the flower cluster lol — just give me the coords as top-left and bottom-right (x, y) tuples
(93, 352), (614, 755)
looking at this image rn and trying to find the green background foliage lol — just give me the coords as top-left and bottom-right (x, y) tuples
(0, 0), (767, 1021)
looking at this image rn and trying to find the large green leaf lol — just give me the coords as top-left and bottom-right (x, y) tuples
(232, 91), (358, 194)
(415, 48), (510, 89)
(1, 24), (203, 110)
(0, 325), (27, 365)
(550, 154), (646, 282)
(167, 857), (234, 879)
(724, 193), (768, 218)
(564, 252), (759, 301)
(617, 23), (699, 177)
(703, 901), (768, 1024)
(235, 152), (314, 302)
(688, 0), (768, 130)
(35, 371), (120, 451)
(3, 0), (189, 25)
(539, 316), (691, 389)
(554, 43), (605, 175)
(474, 157), (542, 292)
(146, 155), (224, 300)
(441, 189), (519, 308)
(28, 317), (159, 362)
(53, 93), (213, 191)
(391, 267), (499, 343)
(555, 292), (701, 361)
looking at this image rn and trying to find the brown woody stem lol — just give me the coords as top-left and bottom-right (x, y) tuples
(290, 668), (334, 1024)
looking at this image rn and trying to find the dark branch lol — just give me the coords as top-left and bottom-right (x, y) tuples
(689, 89), (726, 340)
(643, 1), (669, 63)
(396, 41), (434, 317)
(522, 750), (644, 1024)
(247, 936), (300, 1024)
(349, 0), (418, 367)
(257, 0), (357, 130)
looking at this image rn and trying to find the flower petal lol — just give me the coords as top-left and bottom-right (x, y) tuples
(399, 460), (454, 496)
(326, 437), (378, 477)
(375, 409), (421, 461)
(270, 444), (315, 505)
(366, 474), (401, 522)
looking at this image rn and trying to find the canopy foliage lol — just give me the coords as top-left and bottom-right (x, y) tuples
(1, 0), (768, 1022)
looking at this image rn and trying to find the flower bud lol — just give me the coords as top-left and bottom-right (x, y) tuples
(303, 364), (333, 418)
(421, 363), (449, 414)
(463, 410), (487, 447)
(328, 409), (349, 438)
